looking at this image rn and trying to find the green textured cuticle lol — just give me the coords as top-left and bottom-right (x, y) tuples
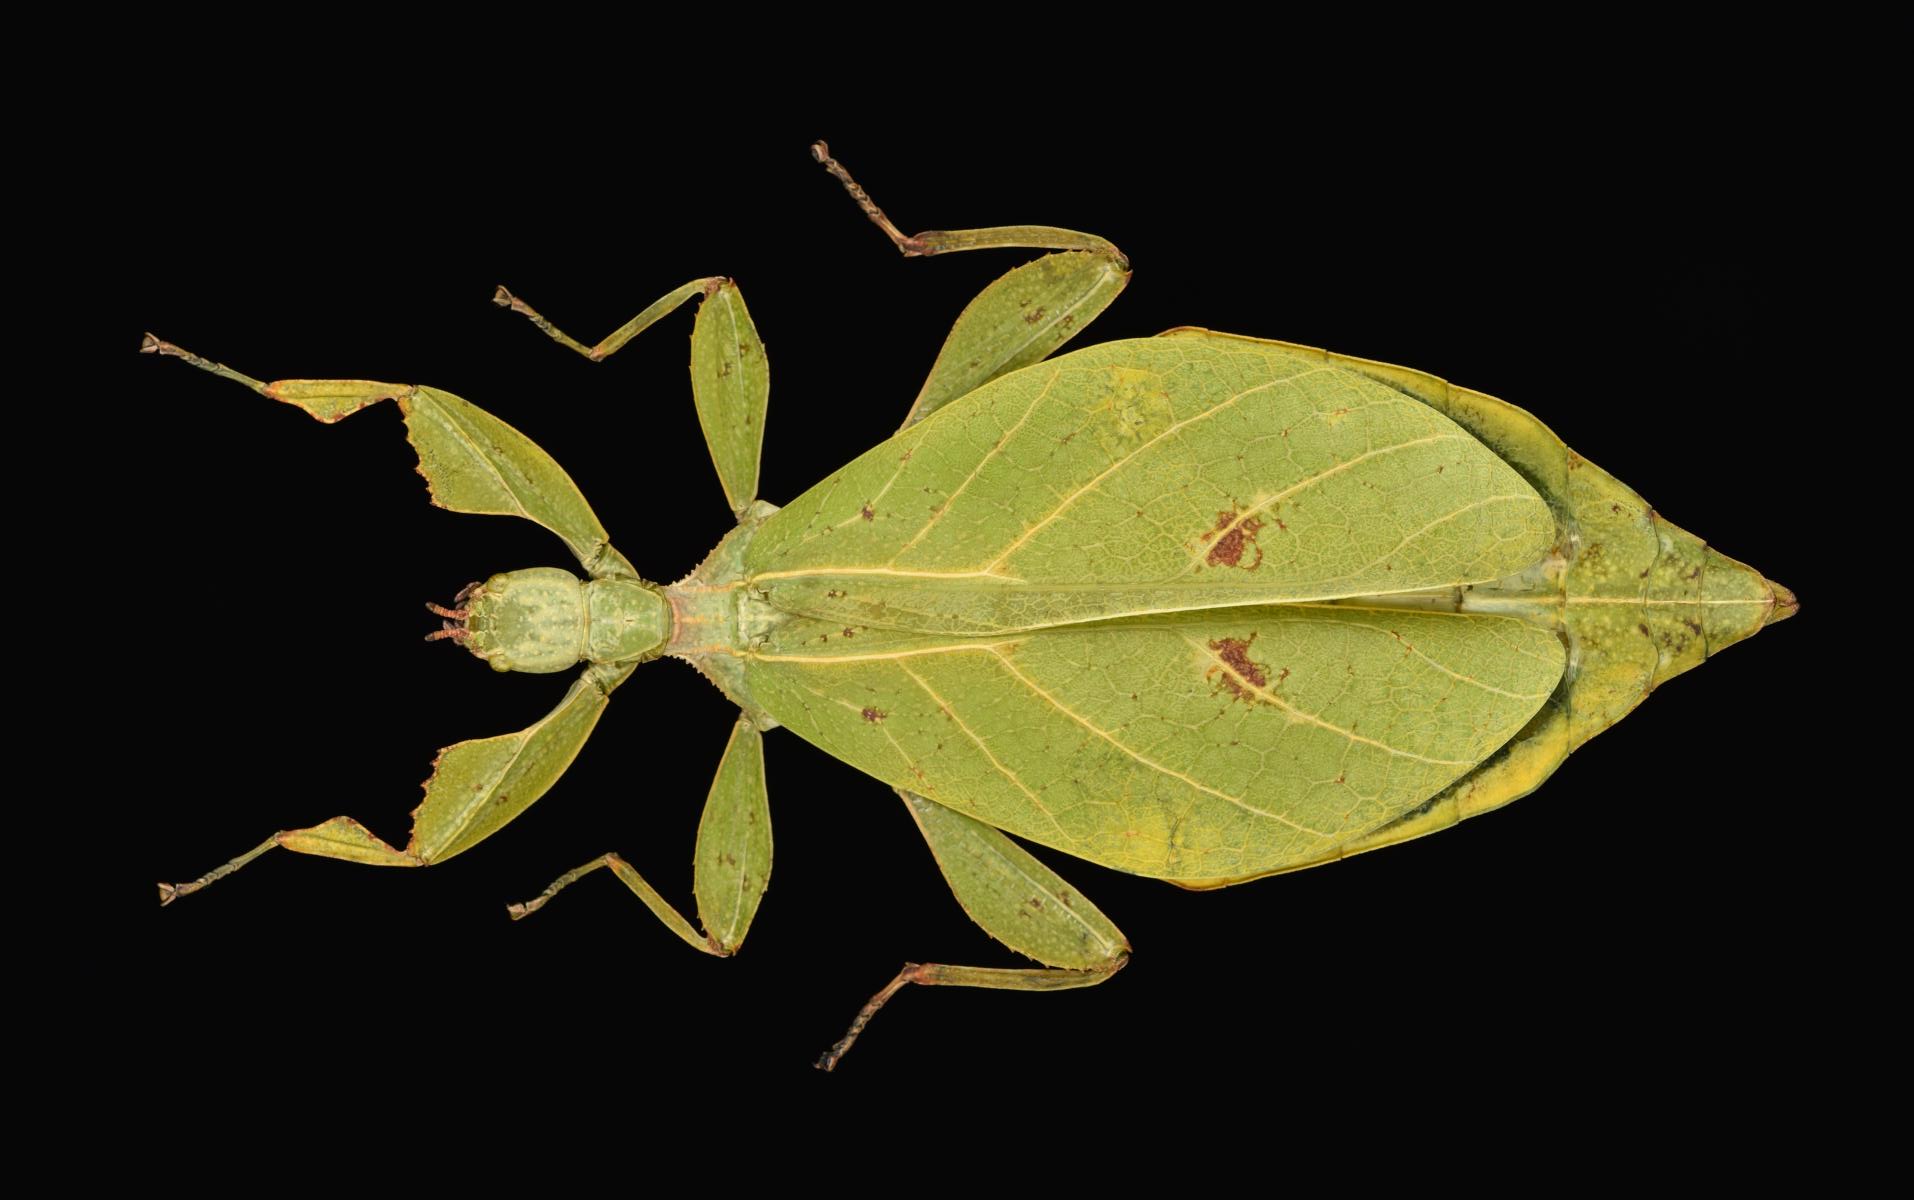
(149, 146), (1793, 1072)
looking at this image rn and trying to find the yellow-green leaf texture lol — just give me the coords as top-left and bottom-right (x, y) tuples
(731, 339), (1565, 881)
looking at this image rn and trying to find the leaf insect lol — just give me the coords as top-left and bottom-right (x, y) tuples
(148, 142), (1796, 1070)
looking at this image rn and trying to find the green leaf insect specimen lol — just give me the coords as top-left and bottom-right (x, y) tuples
(147, 142), (1796, 1070)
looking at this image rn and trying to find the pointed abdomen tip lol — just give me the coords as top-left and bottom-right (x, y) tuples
(1766, 580), (1799, 626)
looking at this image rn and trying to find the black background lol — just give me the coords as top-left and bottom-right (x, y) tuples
(126, 113), (1834, 1102)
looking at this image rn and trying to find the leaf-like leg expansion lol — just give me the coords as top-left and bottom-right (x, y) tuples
(496, 280), (769, 515)
(693, 718), (772, 952)
(156, 664), (632, 904)
(903, 252), (1129, 429)
(815, 790), (1130, 1071)
(157, 816), (431, 904)
(810, 141), (1129, 428)
(158, 820), (408, 905)
(140, 335), (634, 579)
(900, 790), (1127, 968)
(508, 716), (771, 956)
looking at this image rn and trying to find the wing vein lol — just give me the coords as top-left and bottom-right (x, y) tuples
(1322, 616), (1558, 700)
(897, 664), (1069, 840)
(982, 367), (1338, 573)
(890, 367), (1060, 562)
(1185, 433), (1473, 570)
(1182, 634), (1474, 766)
(981, 646), (1332, 838)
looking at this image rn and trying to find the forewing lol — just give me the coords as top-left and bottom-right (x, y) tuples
(742, 606), (1563, 882)
(745, 339), (1553, 634)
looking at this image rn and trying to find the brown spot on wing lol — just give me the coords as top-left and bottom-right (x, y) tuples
(1209, 635), (1268, 688)
(1211, 673), (1248, 702)
(1199, 504), (1272, 569)
(1207, 516), (1265, 568)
